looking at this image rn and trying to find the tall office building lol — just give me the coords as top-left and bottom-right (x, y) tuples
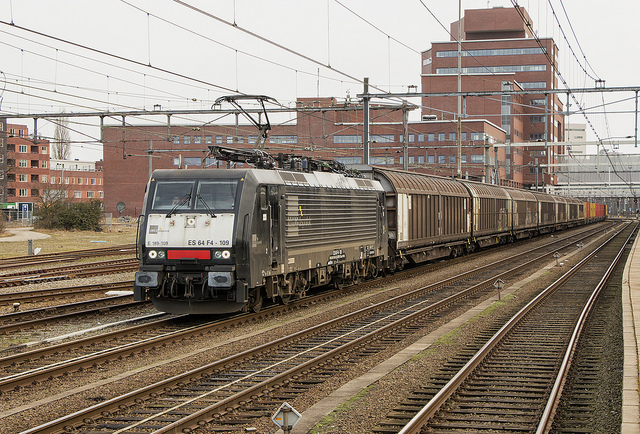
(421, 6), (564, 187)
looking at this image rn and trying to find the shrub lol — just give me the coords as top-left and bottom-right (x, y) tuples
(34, 199), (103, 231)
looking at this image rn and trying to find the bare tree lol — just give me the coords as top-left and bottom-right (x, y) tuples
(53, 116), (71, 160)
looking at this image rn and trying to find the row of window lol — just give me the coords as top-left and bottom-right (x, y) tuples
(6, 188), (103, 198)
(334, 132), (489, 144)
(436, 47), (545, 58)
(0, 171), (101, 185)
(48, 176), (101, 185)
(336, 154), (486, 165)
(11, 144), (48, 154)
(171, 134), (297, 145)
(436, 64), (547, 74)
(10, 159), (48, 168)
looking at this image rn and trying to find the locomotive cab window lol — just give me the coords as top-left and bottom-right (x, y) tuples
(151, 181), (195, 210)
(196, 179), (239, 210)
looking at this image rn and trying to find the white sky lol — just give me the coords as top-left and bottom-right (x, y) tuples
(0, 0), (638, 160)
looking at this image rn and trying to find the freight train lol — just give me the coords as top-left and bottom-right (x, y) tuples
(133, 151), (606, 315)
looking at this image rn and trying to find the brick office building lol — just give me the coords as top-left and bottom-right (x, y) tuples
(421, 6), (564, 187)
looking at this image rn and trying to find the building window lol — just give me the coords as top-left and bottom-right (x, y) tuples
(0, 170), (3, 180)
(19, 174), (27, 182)
(237, 136), (244, 144)
(8, 188), (15, 196)
(31, 160), (39, 168)
(529, 133), (545, 141)
(207, 135), (214, 145)
(470, 154), (485, 163)
(269, 135), (298, 144)
(18, 144), (27, 153)
(31, 189), (39, 197)
(461, 154), (467, 163)
(438, 155), (445, 164)
(41, 146), (48, 154)
(408, 156), (415, 164)
(530, 116), (545, 123)
(428, 155), (435, 164)
(530, 99), (546, 106)
(334, 156), (362, 164)
(19, 189), (28, 197)
(78, 178), (83, 185)
(226, 136), (233, 144)
(449, 155), (456, 164)
(428, 133), (435, 142)
(449, 132), (456, 141)
(74, 191), (82, 198)
(65, 177), (69, 184)
(418, 134), (425, 142)
(461, 132), (467, 141)
(99, 191), (104, 198)
(184, 136), (191, 145)
(172, 136), (180, 144)
(521, 82), (547, 89)
(470, 133), (485, 141)
(371, 134), (394, 143)
(194, 136), (201, 144)
(87, 191), (95, 198)
(42, 175), (47, 183)
(418, 155), (425, 164)
(91, 178), (96, 185)
(438, 133), (445, 141)
(42, 161), (47, 168)
(19, 160), (28, 168)
(333, 135), (362, 144)
(248, 136), (257, 144)
(31, 174), (38, 182)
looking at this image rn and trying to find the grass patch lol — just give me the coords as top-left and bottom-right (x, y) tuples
(0, 225), (137, 259)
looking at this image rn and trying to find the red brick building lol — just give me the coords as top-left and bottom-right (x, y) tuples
(3, 124), (50, 215)
(421, 6), (564, 187)
(0, 123), (103, 218)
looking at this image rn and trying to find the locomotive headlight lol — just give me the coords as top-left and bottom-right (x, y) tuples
(222, 250), (231, 259)
(214, 251), (222, 259)
(157, 250), (166, 259)
(148, 250), (158, 259)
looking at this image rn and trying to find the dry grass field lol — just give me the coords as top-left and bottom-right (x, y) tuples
(0, 224), (137, 259)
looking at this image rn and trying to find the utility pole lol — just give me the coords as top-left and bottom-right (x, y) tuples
(403, 104), (409, 170)
(363, 77), (370, 165)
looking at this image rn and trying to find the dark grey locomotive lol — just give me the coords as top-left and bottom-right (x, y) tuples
(134, 168), (387, 314)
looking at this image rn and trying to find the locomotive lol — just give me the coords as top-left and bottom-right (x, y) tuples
(134, 148), (606, 315)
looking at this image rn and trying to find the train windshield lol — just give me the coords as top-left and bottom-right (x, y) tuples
(151, 181), (195, 210)
(196, 180), (239, 211)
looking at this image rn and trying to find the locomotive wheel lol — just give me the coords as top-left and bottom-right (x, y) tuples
(279, 294), (292, 305)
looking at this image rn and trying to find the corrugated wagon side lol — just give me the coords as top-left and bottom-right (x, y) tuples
(458, 180), (511, 248)
(364, 167), (471, 267)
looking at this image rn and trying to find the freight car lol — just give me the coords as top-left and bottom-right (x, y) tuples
(134, 153), (606, 315)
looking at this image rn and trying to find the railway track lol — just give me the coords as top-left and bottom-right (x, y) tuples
(17, 223), (622, 432)
(0, 244), (136, 269)
(0, 258), (138, 288)
(384, 221), (636, 434)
